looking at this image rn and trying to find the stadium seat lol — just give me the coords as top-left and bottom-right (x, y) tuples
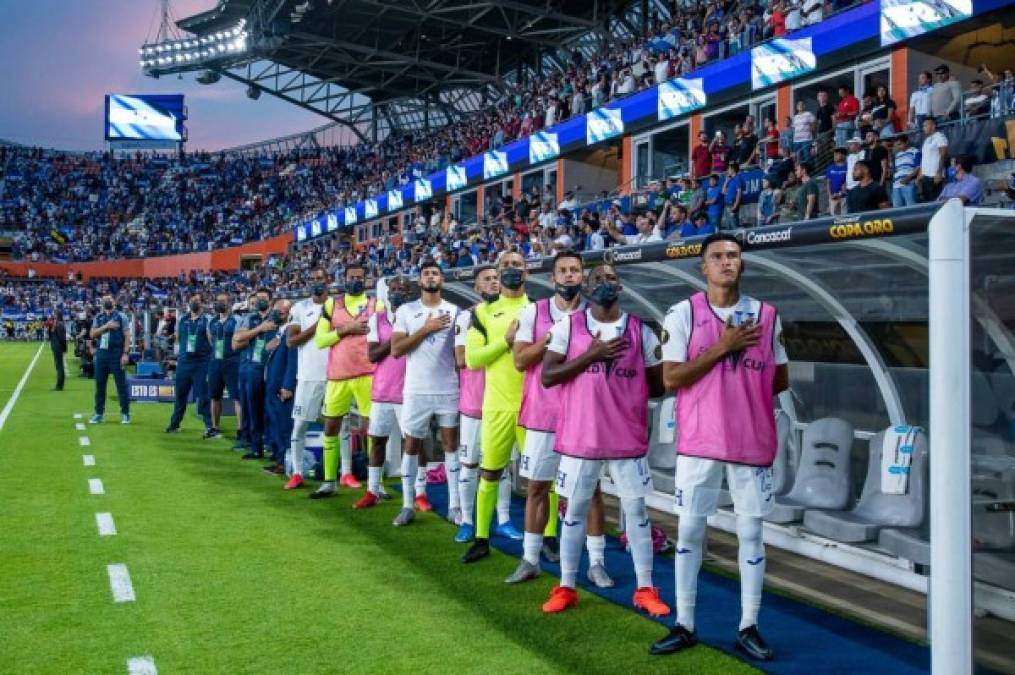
(878, 525), (930, 565)
(803, 427), (928, 543)
(765, 417), (854, 525)
(974, 552), (1015, 591)
(647, 397), (677, 495)
(972, 473), (1015, 552)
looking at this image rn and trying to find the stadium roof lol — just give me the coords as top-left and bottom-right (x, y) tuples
(142, 0), (659, 143)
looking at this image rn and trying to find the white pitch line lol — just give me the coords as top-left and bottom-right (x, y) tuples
(79, 436), (91, 447)
(74, 413), (83, 420)
(126, 655), (157, 674)
(96, 512), (117, 536)
(0, 344), (44, 432)
(106, 563), (136, 603)
(88, 478), (105, 495)
(75, 423), (86, 431)
(83, 455), (96, 467)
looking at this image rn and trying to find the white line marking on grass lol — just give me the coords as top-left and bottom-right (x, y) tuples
(96, 512), (117, 536)
(79, 436), (91, 447)
(126, 655), (157, 674)
(88, 478), (105, 495)
(0, 344), (43, 432)
(74, 413), (83, 420)
(107, 564), (136, 603)
(83, 455), (95, 466)
(76, 423), (86, 431)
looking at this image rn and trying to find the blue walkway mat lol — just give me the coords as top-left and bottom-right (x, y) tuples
(416, 480), (930, 675)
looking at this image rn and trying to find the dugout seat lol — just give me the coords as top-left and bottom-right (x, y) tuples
(765, 417), (854, 524)
(647, 397), (677, 495)
(878, 524), (930, 566)
(804, 427), (928, 543)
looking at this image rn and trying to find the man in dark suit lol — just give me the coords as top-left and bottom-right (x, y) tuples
(47, 307), (67, 391)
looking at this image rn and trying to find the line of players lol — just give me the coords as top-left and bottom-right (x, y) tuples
(166, 233), (787, 662)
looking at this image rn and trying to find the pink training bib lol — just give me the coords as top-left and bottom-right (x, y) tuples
(518, 298), (560, 432)
(370, 311), (406, 404)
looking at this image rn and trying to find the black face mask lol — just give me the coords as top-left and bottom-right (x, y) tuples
(555, 283), (581, 302)
(587, 281), (620, 307)
(500, 267), (524, 290)
(269, 310), (283, 325)
(346, 279), (365, 296)
(387, 291), (407, 310)
(310, 282), (326, 297)
(214, 302), (228, 314)
(256, 299), (270, 312)
(102, 301), (114, 311)
(481, 292), (500, 304)
(189, 302), (201, 314)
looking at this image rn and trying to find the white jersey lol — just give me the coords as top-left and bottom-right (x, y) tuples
(660, 296), (788, 364)
(393, 299), (460, 395)
(547, 309), (661, 367)
(454, 308), (472, 348)
(291, 298), (329, 381)
(515, 297), (586, 344)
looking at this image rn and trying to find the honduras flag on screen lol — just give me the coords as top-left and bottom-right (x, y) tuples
(529, 132), (560, 164)
(388, 190), (404, 211)
(586, 108), (624, 145)
(880, 0), (971, 46)
(658, 78), (706, 121)
(327, 213), (339, 232)
(365, 199), (379, 219)
(296, 225), (308, 242)
(414, 179), (433, 202)
(344, 206), (358, 224)
(483, 151), (509, 180)
(751, 37), (815, 90)
(311, 219), (322, 237)
(447, 165), (468, 192)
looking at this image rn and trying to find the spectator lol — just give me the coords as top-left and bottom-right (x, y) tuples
(891, 134), (920, 207)
(963, 79), (990, 118)
(735, 118), (759, 166)
(704, 173), (724, 230)
(846, 159), (890, 213)
(930, 64), (962, 124)
(908, 71), (933, 129)
(691, 131), (712, 178)
(938, 155), (984, 206)
(791, 100), (816, 162)
(709, 131), (732, 173)
(802, 0), (824, 26)
(834, 84), (860, 146)
(845, 136), (864, 191)
(722, 162), (744, 228)
(761, 117), (780, 166)
(582, 216), (606, 251)
(785, 0), (803, 32)
(826, 147), (849, 215)
(793, 161), (819, 221)
(872, 84), (898, 137)
(682, 210), (716, 238)
(604, 213), (662, 245)
(757, 176), (780, 226)
(917, 116), (949, 202)
(862, 131), (890, 186)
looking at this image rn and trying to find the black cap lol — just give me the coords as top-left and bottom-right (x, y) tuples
(934, 63), (949, 73)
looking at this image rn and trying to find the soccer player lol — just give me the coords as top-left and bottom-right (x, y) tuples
(232, 288), (276, 460)
(284, 269), (330, 490)
(461, 250), (530, 563)
(454, 267), (520, 544)
(539, 264), (670, 616)
(353, 276), (410, 509)
(207, 292), (241, 440)
(650, 232), (789, 661)
(88, 294), (131, 425)
(390, 261), (461, 526)
(508, 251), (613, 587)
(311, 265), (378, 498)
(166, 292), (213, 436)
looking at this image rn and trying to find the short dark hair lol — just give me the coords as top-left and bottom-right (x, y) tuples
(419, 258), (443, 274)
(552, 250), (583, 272)
(799, 161), (814, 176)
(701, 232), (742, 257)
(345, 263), (366, 277)
(854, 159), (871, 171)
(955, 154), (975, 173)
(256, 287), (272, 299)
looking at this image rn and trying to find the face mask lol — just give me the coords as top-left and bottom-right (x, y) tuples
(481, 292), (500, 304)
(256, 299), (270, 312)
(587, 281), (620, 307)
(387, 291), (407, 310)
(500, 267), (524, 290)
(346, 279), (365, 296)
(103, 301), (114, 311)
(555, 283), (581, 302)
(214, 302), (227, 314)
(189, 302), (201, 314)
(269, 310), (283, 324)
(310, 282), (326, 297)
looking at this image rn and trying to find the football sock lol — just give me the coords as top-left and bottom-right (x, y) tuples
(737, 515), (765, 631)
(289, 419), (307, 475)
(339, 420), (352, 476)
(322, 434), (338, 482)
(415, 466), (428, 496)
(459, 466), (477, 525)
(560, 488), (592, 588)
(586, 534), (607, 568)
(475, 477), (498, 539)
(623, 498), (654, 588)
(367, 466), (382, 496)
(400, 453), (419, 510)
(522, 532), (542, 567)
(444, 450), (461, 510)
(676, 514), (707, 631)
(496, 466), (512, 524)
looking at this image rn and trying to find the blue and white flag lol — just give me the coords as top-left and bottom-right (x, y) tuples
(310, 219), (323, 237)
(483, 151), (509, 180)
(751, 37), (815, 90)
(447, 164), (468, 191)
(414, 178), (433, 202)
(296, 225), (307, 242)
(658, 78), (706, 121)
(586, 108), (624, 145)
(344, 206), (358, 225)
(365, 199), (379, 219)
(388, 190), (404, 211)
(880, 0), (971, 46)
(326, 213), (339, 232)
(529, 132), (560, 164)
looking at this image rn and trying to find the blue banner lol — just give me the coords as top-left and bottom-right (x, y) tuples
(586, 107), (624, 145)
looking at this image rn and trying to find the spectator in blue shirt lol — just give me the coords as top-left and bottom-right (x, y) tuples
(705, 173), (724, 230)
(681, 211), (717, 238)
(826, 147), (849, 216)
(891, 134), (921, 208)
(939, 155), (985, 206)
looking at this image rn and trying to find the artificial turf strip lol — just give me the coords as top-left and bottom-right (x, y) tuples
(0, 343), (755, 675)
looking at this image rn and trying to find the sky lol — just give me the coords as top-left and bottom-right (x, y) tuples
(0, 0), (326, 151)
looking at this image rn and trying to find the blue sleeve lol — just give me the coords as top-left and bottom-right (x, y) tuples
(283, 344), (298, 391)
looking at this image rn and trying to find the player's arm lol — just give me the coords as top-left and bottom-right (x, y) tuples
(391, 311), (449, 357)
(512, 306), (545, 370)
(664, 321), (761, 390)
(287, 309), (316, 348)
(541, 324), (624, 388)
(465, 321), (510, 369)
(366, 314), (390, 363)
(648, 364), (666, 398)
(313, 298), (341, 349)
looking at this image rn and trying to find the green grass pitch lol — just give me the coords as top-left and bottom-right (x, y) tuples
(0, 343), (755, 674)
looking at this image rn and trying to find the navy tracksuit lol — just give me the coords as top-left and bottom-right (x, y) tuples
(207, 314), (241, 403)
(239, 312), (273, 456)
(92, 310), (130, 416)
(264, 333), (298, 465)
(169, 313), (213, 431)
